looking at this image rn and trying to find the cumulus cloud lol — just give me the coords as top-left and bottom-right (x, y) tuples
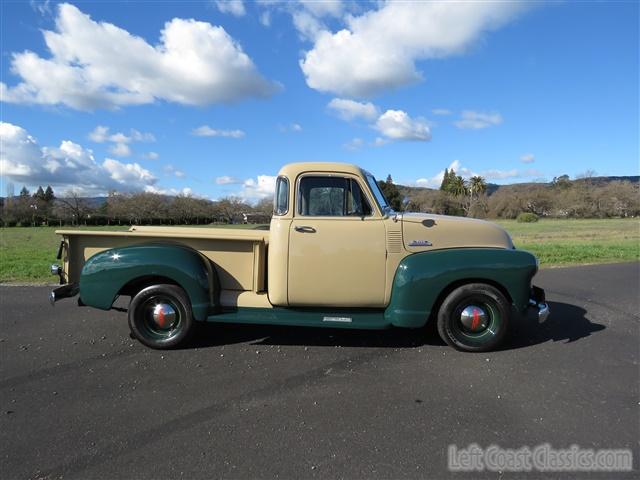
(454, 111), (503, 129)
(328, 98), (379, 121)
(520, 153), (535, 164)
(300, 2), (525, 97)
(1, 121), (158, 194)
(88, 125), (154, 158)
(214, 0), (246, 17)
(192, 125), (246, 138)
(108, 143), (132, 158)
(328, 98), (431, 144)
(375, 110), (431, 141)
(239, 175), (277, 201)
(0, 3), (277, 110)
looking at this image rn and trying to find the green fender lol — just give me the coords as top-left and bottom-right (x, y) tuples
(384, 248), (538, 328)
(79, 244), (213, 321)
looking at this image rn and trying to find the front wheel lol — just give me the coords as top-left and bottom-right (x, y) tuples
(436, 283), (511, 352)
(128, 284), (195, 349)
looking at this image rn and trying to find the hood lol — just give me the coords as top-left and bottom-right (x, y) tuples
(400, 213), (514, 252)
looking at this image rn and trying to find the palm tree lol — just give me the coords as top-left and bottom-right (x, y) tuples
(468, 176), (487, 201)
(450, 175), (467, 197)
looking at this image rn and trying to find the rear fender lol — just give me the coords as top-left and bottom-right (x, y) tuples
(79, 244), (215, 320)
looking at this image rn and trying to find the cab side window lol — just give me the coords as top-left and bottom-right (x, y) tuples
(298, 176), (372, 217)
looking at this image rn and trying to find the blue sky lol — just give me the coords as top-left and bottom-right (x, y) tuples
(1, 0), (638, 201)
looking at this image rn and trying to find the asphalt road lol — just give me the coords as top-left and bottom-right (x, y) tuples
(1, 262), (638, 479)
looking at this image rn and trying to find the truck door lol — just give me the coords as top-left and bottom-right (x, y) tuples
(288, 174), (386, 307)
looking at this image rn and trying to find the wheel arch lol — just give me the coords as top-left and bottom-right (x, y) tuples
(79, 243), (218, 321)
(384, 248), (537, 328)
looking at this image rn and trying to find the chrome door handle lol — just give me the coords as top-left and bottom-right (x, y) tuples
(294, 226), (316, 233)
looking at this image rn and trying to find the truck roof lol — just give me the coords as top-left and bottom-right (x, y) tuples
(277, 162), (370, 179)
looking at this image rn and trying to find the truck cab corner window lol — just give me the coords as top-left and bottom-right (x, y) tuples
(274, 176), (289, 215)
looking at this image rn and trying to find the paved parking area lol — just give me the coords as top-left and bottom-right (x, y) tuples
(1, 262), (638, 479)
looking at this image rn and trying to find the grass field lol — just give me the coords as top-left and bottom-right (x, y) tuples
(1, 219), (638, 283)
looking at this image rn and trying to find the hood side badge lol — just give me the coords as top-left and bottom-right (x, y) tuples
(409, 240), (432, 247)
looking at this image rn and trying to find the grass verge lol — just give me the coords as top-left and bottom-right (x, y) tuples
(1, 219), (638, 283)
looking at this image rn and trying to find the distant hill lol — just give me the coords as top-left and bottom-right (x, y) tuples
(397, 175), (639, 197)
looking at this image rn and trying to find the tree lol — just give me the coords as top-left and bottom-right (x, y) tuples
(19, 186), (30, 197)
(33, 186), (46, 201)
(440, 169), (450, 191)
(56, 191), (92, 226)
(449, 174), (467, 197)
(44, 186), (55, 202)
(468, 176), (487, 199)
(377, 176), (403, 211)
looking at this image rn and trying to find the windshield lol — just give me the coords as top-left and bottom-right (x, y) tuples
(365, 174), (393, 214)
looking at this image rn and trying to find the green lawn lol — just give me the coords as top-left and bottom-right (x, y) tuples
(0, 224), (263, 284)
(1, 219), (638, 283)
(495, 218), (640, 266)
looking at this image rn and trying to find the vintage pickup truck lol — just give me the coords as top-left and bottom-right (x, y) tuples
(49, 162), (548, 352)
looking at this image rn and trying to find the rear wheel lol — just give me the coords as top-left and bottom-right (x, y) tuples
(436, 283), (510, 352)
(128, 284), (194, 349)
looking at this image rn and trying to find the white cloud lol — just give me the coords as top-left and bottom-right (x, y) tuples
(239, 175), (276, 201)
(454, 111), (503, 129)
(89, 125), (154, 158)
(108, 142), (131, 157)
(299, 0), (343, 18)
(258, 0), (344, 40)
(374, 110), (431, 141)
(1, 3), (276, 110)
(142, 152), (159, 160)
(215, 0), (246, 17)
(432, 108), (451, 116)
(88, 125), (109, 143)
(328, 98), (379, 121)
(192, 125), (246, 138)
(300, 2), (525, 97)
(91, 127), (155, 144)
(520, 153), (535, 164)
(1, 121), (158, 194)
(215, 175), (243, 185)
(343, 137), (364, 151)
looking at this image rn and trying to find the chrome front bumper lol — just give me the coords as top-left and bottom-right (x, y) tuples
(529, 285), (550, 323)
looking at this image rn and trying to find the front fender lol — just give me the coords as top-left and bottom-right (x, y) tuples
(80, 244), (213, 321)
(384, 248), (538, 328)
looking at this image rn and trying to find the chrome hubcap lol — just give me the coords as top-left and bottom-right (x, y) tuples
(152, 303), (177, 330)
(460, 305), (489, 332)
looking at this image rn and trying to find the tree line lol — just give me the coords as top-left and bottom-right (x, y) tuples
(398, 169), (640, 219)
(2, 170), (638, 227)
(0, 186), (273, 227)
